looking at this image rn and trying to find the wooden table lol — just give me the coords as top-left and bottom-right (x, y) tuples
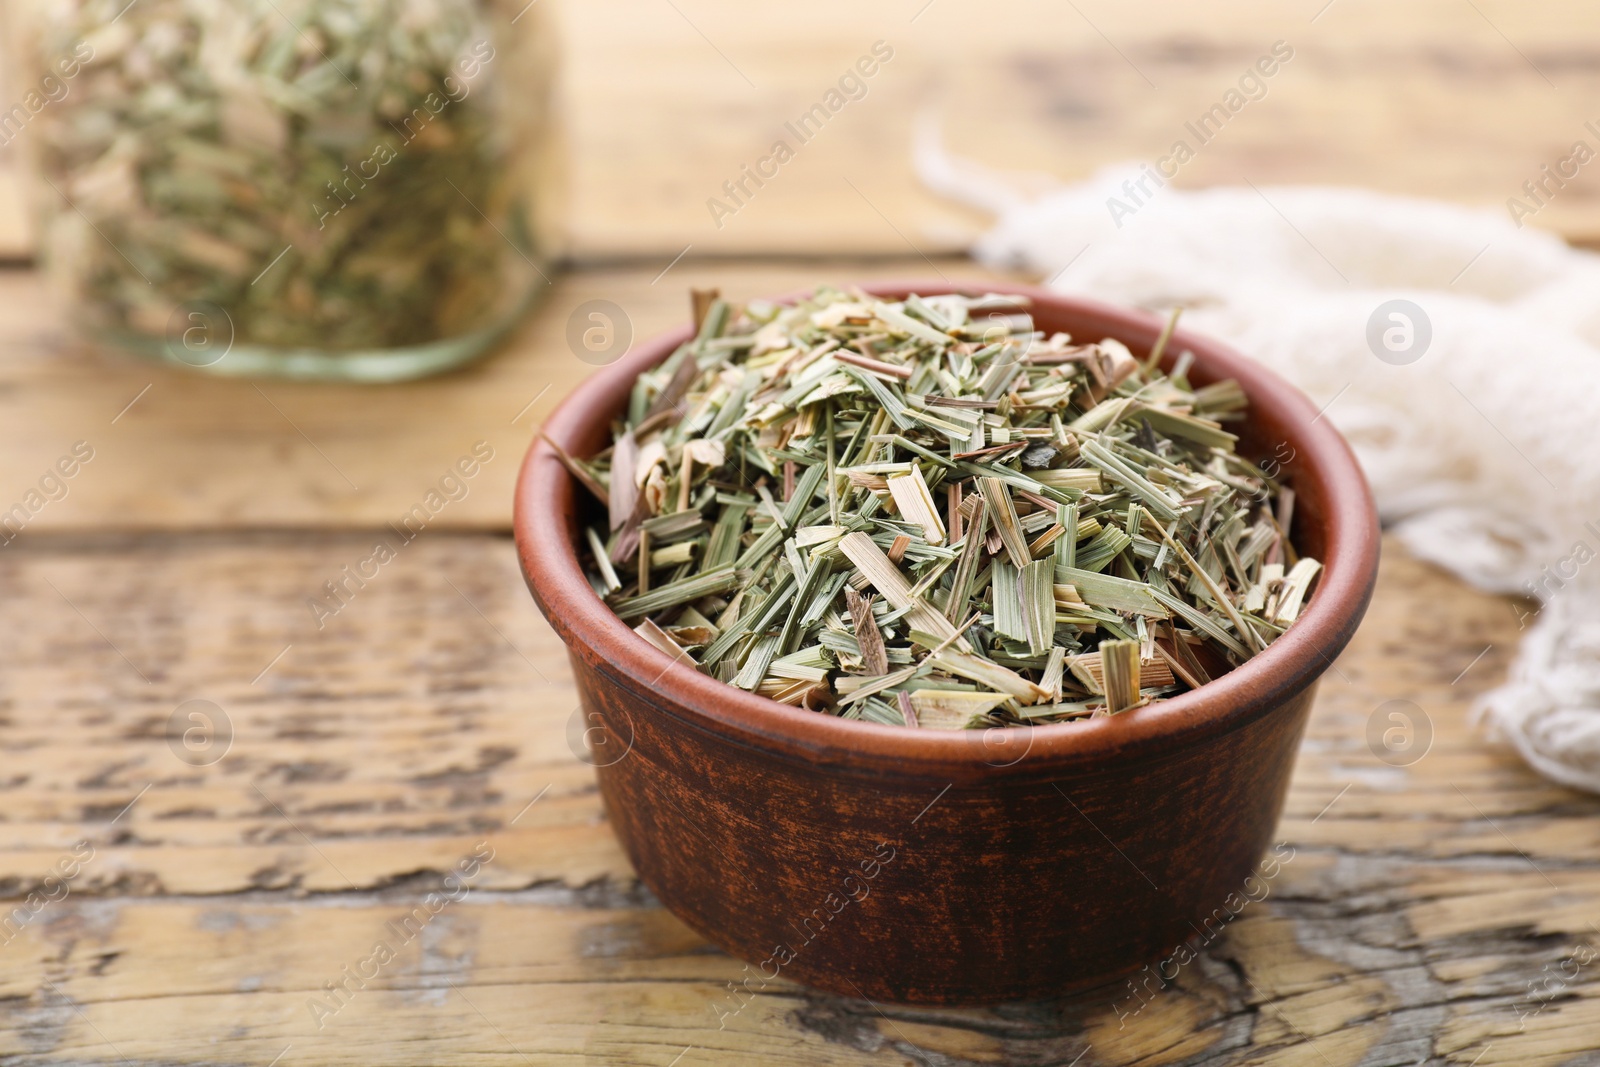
(1, 258), (1596, 1066)
(5, 1), (1600, 1062)
(8, 0), (1600, 259)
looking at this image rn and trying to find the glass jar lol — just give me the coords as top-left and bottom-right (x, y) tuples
(10, 0), (555, 380)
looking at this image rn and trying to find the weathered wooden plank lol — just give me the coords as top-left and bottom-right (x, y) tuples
(2, 532), (1599, 1064)
(560, 0), (1600, 255)
(7, 0), (1600, 263)
(0, 532), (632, 895)
(0, 858), (1595, 1064)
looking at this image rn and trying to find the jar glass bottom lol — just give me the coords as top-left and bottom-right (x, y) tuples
(89, 284), (544, 383)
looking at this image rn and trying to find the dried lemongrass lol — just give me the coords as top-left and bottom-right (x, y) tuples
(837, 532), (958, 643)
(635, 619), (695, 666)
(887, 465), (947, 546)
(1067, 649), (1174, 696)
(1269, 558), (1324, 625)
(911, 690), (1011, 730)
(27, 0), (542, 353)
(980, 477), (1032, 569)
(577, 287), (1322, 730)
(1100, 639), (1142, 713)
(845, 588), (888, 676)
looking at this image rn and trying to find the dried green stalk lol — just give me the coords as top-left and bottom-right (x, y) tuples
(577, 287), (1321, 730)
(844, 587), (889, 676)
(1099, 639), (1142, 714)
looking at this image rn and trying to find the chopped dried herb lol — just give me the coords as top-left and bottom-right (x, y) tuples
(576, 288), (1321, 729)
(27, 0), (544, 353)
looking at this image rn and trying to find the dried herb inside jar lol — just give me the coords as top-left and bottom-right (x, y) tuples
(27, 0), (535, 351)
(568, 288), (1322, 730)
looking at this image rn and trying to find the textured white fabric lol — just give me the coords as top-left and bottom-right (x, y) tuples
(918, 142), (1600, 793)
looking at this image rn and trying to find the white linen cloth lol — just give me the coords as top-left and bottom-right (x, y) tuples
(918, 139), (1600, 793)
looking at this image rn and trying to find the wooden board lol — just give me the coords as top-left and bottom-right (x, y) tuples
(2, 528), (1598, 1065)
(7, 0), (1600, 262)
(559, 0), (1600, 255)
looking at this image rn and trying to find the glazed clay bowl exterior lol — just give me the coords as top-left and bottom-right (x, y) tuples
(515, 283), (1379, 1006)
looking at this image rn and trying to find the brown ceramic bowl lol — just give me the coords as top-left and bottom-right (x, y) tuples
(515, 283), (1378, 1006)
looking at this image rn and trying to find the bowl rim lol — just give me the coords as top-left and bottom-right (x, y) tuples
(515, 282), (1380, 774)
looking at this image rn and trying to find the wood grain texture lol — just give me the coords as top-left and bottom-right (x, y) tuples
(2, 529), (1597, 1064)
(7, 0), (1600, 261)
(558, 0), (1600, 255)
(0, 532), (618, 896)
